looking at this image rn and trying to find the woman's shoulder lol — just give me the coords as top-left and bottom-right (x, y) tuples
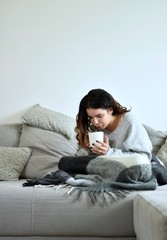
(121, 112), (143, 129)
(122, 112), (136, 123)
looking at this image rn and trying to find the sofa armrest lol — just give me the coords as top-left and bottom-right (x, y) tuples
(134, 191), (167, 240)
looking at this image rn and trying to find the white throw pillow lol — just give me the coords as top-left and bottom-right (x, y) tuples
(20, 104), (76, 139)
(19, 124), (79, 179)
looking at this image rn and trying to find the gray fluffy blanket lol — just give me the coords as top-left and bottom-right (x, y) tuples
(23, 154), (167, 205)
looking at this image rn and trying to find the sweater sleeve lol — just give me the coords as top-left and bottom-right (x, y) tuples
(122, 123), (152, 160)
(104, 113), (153, 160)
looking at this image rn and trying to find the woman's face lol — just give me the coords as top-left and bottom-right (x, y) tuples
(86, 108), (113, 130)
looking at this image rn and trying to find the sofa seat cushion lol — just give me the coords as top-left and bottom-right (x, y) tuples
(0, 180), (138, 238)
(134, 191), (167, 240)
(0, 180), (34, 235)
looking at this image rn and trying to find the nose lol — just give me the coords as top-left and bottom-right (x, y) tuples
(91, 117), (99, 126)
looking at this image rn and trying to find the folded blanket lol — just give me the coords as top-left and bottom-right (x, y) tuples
(58, 154), (157, 189)
(23, 153), (166, 205)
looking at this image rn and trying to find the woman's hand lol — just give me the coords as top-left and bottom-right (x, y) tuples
(90, 134), (110, 155)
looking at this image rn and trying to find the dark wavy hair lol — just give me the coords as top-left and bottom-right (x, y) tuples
(75, 89), (131, 147)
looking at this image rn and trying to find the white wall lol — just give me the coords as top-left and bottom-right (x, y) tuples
(0, 0), (166, 130)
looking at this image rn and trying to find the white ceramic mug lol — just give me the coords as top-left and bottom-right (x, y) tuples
(88, 131), (104, 147)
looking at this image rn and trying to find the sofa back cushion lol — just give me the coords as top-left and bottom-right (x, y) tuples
(143, 125), (167, 155)
(157, 138), (167, 167)
(19, 124), (79, 179)
(0, 123), (23, 147)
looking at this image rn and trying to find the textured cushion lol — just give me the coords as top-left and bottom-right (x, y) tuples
(0, 147), (32, 180)
(19, 124), (79, 179)
(157, 138), (167, 168)
(144, 125), (167, 155)
(0, 123), (23, 147)
(20, 104), (76, 139)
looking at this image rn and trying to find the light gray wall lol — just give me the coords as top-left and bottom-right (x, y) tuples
(0, 0), (166, 130)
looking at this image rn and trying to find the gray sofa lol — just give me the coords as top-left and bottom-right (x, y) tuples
(0, 104), (167, 240)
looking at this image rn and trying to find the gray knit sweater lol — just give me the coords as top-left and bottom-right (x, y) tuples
(104, 112), (152, 160)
